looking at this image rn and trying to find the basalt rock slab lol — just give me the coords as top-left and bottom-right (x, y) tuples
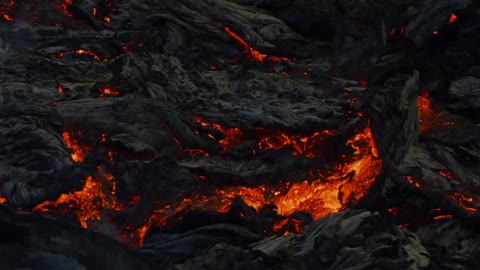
(0, 206), (152, 270)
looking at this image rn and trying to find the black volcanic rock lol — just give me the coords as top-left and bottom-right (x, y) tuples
(1, 0), (480, 269)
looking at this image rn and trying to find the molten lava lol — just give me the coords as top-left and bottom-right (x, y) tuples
(417, 91), (460, 133)
(124, 121), (382, 245)
(100, 87), (120, 97)
(1, 0), (16, 21)
(62, 131), (90, 162)
(189, 117), (381, 220)
(58, 85), (65, 95)
(29, 112), (382, 248)
(192, 116), (336, 156)
(222, 25), (291, 63)
(448, 193), (479, 213)
(2, 13), (13, 21)
(57, 0), (74, 17)
(33, 173), (122, 228)
(449, 13), (458, 24)
(58, 49), (107, 62)
(433, 214), (453, 221)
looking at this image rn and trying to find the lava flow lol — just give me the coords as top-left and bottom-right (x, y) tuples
(33, 173), (122, 228)
(191, 116), (336, 156)
(100, 87), (120, 98)
(62, 130), (90, 162)
(449, 13), (458, 24)
(57, 49), (107, 62)
(222, 25), (292, 63)
(1, 0), (16, 22)
(417, 91), (461, 133)
(125, 120), (382, 246)
(56, 0), (74, 17)
(26, 112), (382, 248)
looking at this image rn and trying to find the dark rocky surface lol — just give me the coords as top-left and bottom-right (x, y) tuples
(1, 0), (480, 269)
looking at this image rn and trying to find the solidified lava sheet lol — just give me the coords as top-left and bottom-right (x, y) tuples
(1, 0), (480, 269)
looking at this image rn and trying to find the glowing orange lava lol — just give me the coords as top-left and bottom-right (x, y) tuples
(449, 13), (458, 24)
(57, 0), (74, 17)
(100, 87), (120, 98)
(439, 170), (461, 183)
(58, 49), (107, 62)
(31, 113), (382, 248)
(256, 128), (336, 158)
(2, 13), (13, 21)
(222, 26), (291, 63)
(417, 91), (460, 133)
(433, 214), (453, 221)
(62, 131), (90, 162)
(192, 116), (336, 156)
(404, 175), (421, 188)
(58, 85), (65, 95)
(33, 173), (123, 228)
(448, 193), (478, 213)
(0, 0), (15, 21)
(125, 122), (382, 246)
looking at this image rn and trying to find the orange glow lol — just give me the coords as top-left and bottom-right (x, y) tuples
(404, 175), (421, 188)
(58, 85), (65, 95)
(57, 0), (73, 17)
(433, 31), (439, 35)
(439, 170), (460, 182)
(1, 0), (16, 22)
(58, 49), (107, 62)
(191, 116), (244, 153)
(271, 124), (382, 219)
(125, 122), (382, 246)
(433, 214), (453, 220)
(101, 133), (107, 143)
(256, 128), (336, 158)
(117, 120), (383, 246)
(449, 13), (458, 24)
(2, 14), (13, 21)
(62, 131), (90, 162)
(273, 218), (289, 232)
(0, 196), (6, 204)
(104, 16), (111, 23)
(448, 193), (478, 213)
(30, 114), (382, 247)
(274, 217), (303, 235)
(92, 7), (97, 16)
(417, 91), (461, 133)
(33, 174), (123, 228)
(100, 87), (120, 98)
(192, 116), (336, 157)
(222, 26), (291, 63)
